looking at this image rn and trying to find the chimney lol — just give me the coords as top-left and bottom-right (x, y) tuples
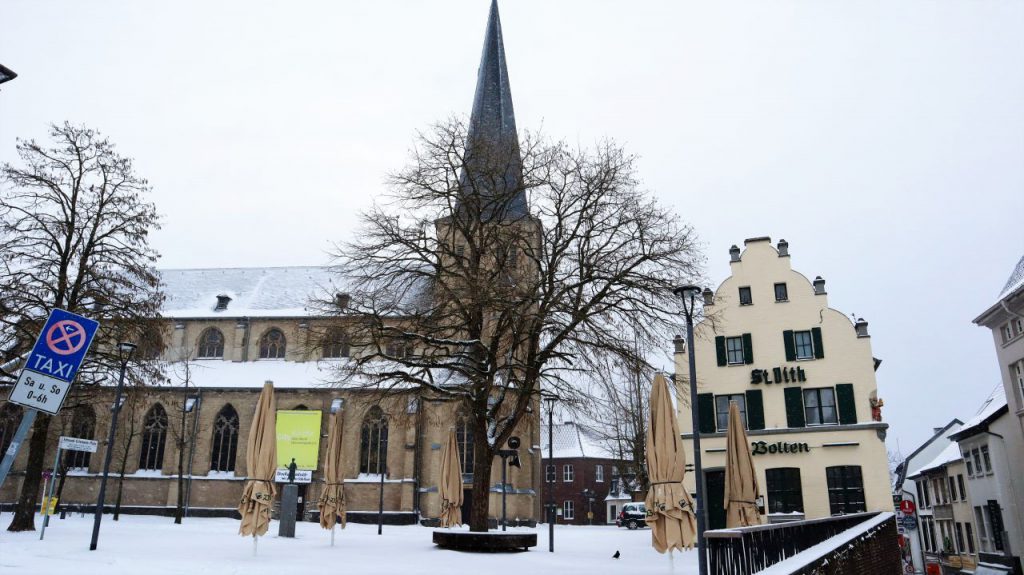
(702, 288), (715, 306)
(777, 239), (789, 257)
(215, 294), (232, 311)
(855, 318), (869, 337)
(336, 293), (351, 310)
(729, 245), (741, 262)
(673, 335), (685, 354)
(813, 276), (826, 295)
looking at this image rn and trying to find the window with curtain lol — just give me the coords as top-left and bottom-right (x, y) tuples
(766, 467), (804, 513)
(65, 406), (96, 470)
(715, 394), (747, 431)
(139, 404), (168, 471)
(359, 407), (388, 475)
(803, 388), (838, 425)
(825, 466), (866, 515)
(258, 328), (286, 359)
(197, 328), (225, 359)
(210, 405), (239, 472)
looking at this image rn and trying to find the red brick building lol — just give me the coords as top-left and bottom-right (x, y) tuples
(540, 422), (633, 525)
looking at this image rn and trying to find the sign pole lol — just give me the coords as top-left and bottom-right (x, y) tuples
(0, 409), (38, 488)
(40, 446), (62, 540)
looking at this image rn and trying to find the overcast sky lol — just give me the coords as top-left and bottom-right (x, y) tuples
(2, 0), (1022, 452)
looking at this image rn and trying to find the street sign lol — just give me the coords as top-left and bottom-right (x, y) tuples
(900, 500), (916, 515)
(59, 436), (98, 453)
(8, 309), (99, 415)
(899, 515), (918, 530)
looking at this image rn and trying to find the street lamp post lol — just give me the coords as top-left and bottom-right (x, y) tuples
(582, 488), (595, 525)
(542, 393), (558, 552)
(90, 341), (136, 551)
(497, 436), (521, 532)
(674, 285), (707, 575)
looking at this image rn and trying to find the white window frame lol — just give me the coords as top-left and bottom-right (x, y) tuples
(563, 464), (574, 482)
(793, 330), (814, 360)
(1013, 360), (1024, 406)
(725, 336), (745, 365)
(563, 500), (575, 520)
(595, 464), (604, 482)
(1002, 323), (1014, 343)
(981, 445), (992, 473)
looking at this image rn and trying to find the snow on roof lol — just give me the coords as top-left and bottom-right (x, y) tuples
(910, 441), (963, 477)
(999, 255), (1024, 299)
(952, 386), (1008, 439)
(162, 359), (348, 389)
(540, 421), (617, 459)
(160, 267), (339, 318)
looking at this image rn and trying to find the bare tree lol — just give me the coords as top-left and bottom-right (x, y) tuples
(0, 122), (163, 531)
(167, 352), (198, 524)
(325, 118), (702, 531)
(111, 386), (144, 521)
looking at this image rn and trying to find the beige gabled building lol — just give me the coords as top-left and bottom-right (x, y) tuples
(675, 237), (891, 528)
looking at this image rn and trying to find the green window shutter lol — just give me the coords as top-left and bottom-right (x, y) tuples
(697, 393), (716, 434)
(812, 327), (825, 359)
(783, 330), (796, 362)
(715, 336), (727, 367)
(784, 387), (805, 428)
(742, 333), (754, 364)
(836, 384), (857, 424)
(745, 389), (765, 430)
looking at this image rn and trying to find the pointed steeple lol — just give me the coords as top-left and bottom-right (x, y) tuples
(458, 0), (527, 221)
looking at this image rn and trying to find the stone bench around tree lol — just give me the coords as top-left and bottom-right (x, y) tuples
(432, 530), (538, 553)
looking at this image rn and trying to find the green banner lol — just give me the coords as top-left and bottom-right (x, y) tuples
(276, 410), (323, 470)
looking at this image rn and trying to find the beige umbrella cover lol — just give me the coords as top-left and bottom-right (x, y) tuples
(238, 382), (278, 537)
(644, 373), (697, 553)
(318, 408), (346, 530)
(438, 428), (464, 528)
(724, 400), (761, 528)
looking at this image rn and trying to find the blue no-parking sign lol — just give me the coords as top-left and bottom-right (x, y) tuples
(8, 308), (100, 415)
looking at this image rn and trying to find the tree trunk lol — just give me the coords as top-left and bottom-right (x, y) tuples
(114, 470), (126, 521)
(7, 413), (51, 531)
(175, 429), (185, 524)
(468, 431), (494, 532)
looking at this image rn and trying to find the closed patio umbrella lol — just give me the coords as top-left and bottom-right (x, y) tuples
(318, 408), (346, 544)
(238, 381), (278, 551)
(725, 400), (761, 528)
(644, 373), (697, 553)
(438, 428), (463, 528)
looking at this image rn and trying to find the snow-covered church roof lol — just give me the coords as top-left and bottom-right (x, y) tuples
(160, 266), (339, 318)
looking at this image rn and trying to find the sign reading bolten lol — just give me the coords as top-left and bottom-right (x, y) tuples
(8, 309), (100, 416)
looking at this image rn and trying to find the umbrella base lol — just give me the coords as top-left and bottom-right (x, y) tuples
(432, 531), (537, 553)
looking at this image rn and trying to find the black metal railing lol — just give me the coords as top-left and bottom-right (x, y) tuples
(705, 511), (896, 574)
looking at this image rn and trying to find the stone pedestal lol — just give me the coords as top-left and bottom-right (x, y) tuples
(279, 484), (297, 538)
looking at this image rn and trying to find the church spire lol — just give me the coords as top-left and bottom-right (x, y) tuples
(459, 0), (527, 221)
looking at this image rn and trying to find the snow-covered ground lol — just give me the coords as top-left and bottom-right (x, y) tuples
(0, 515), (698, 575)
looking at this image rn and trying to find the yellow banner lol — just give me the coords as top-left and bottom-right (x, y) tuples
(276, 410), (322, 470)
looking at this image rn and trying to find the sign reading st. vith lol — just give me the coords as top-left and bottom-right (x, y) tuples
(8, 309), (100, 416)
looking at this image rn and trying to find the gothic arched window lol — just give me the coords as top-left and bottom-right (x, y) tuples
(0, 403), (22, 457)
(65, 406), (96, 470)
(197, 328), (225, 359)
(359, 407), (388, 475)
(456, 414), (476, 475)
(210, 405), (239, 472)
(322, 328), (350, 359)
(258, 328), (286, 359)
(139, 404), (168, 471)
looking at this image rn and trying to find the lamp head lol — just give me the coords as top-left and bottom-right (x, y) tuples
(672, 285), (702, 299)
(509, 454), (522, 469)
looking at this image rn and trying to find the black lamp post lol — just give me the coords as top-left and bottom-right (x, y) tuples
(90, 341), (136, 551)
(542, 393), (558, 551)
(497, 436), (521, 531)
(673, 285), (707, 575)
(582, 488), (596, 525)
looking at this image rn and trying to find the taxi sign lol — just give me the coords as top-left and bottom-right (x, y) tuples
(8, 309), (100, 415)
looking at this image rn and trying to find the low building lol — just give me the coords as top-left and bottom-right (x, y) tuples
(949, 389), (1024, 574)
(908, 442), (979, 574)
(540, 421), (630, 525)
(675, 237), (892, 529)
(895, 419), (964, 575)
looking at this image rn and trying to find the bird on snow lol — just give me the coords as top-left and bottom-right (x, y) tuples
(612, 550), (620, 559)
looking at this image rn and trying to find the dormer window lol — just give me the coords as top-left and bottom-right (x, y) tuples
(215, 294), (232, 311)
